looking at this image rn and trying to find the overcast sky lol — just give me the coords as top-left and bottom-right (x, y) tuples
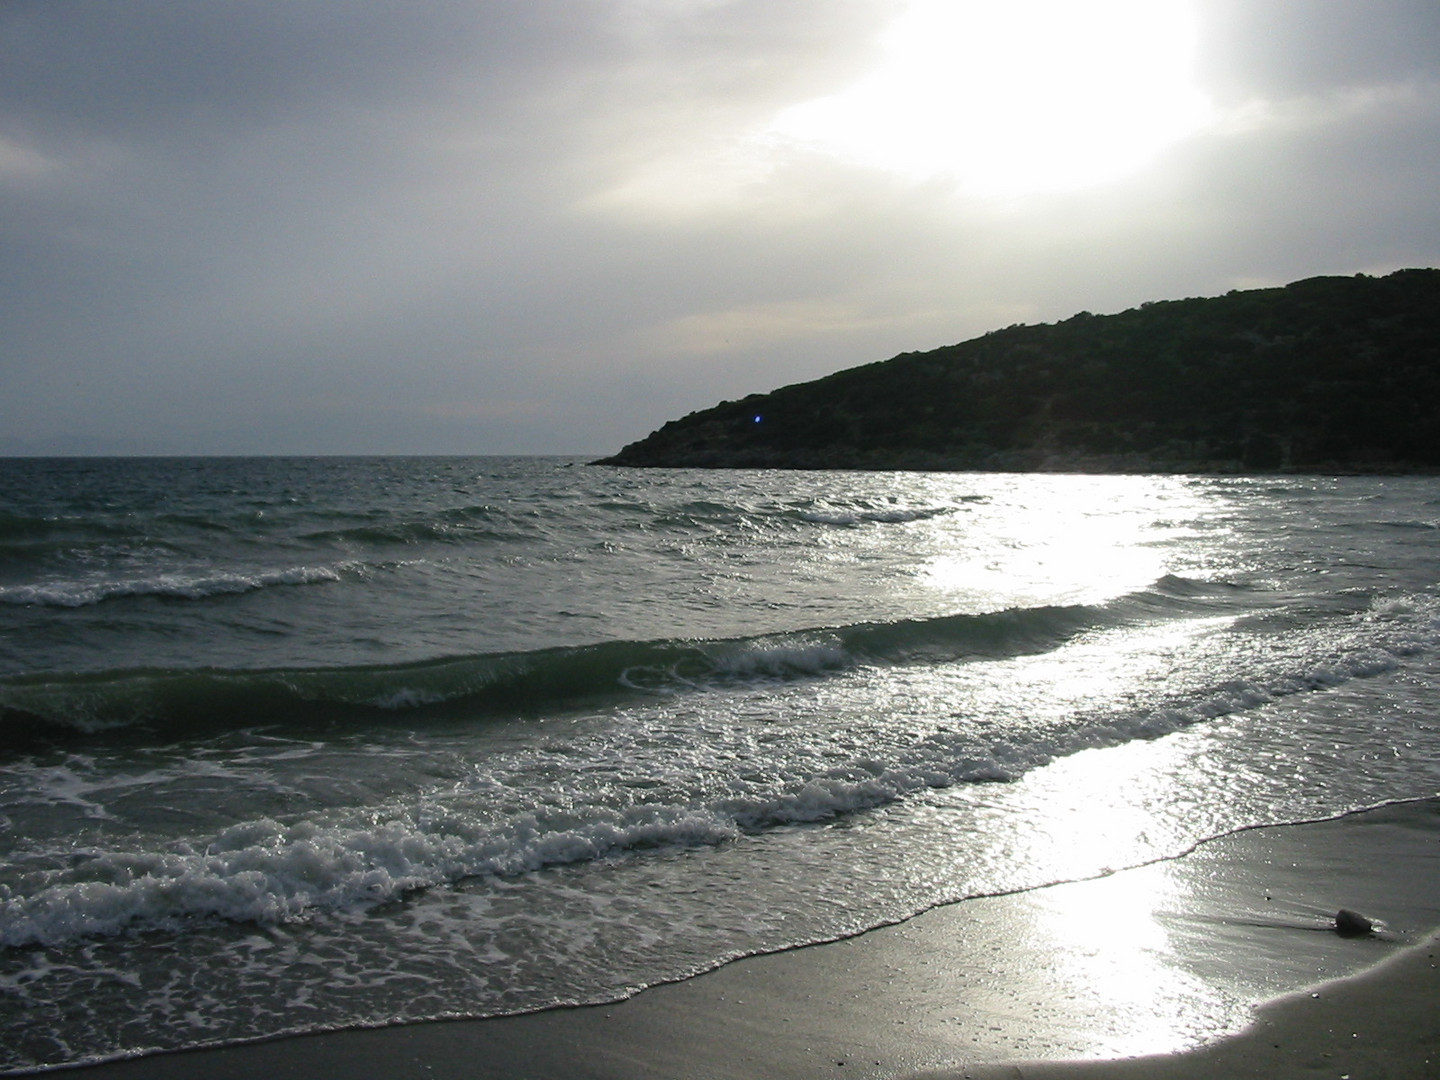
(3, 0), (1438, 455)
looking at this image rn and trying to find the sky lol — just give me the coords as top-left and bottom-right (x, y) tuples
(2, 0), (1439, 456)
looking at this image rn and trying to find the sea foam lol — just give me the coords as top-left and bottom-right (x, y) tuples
(0, 564), (348, 608)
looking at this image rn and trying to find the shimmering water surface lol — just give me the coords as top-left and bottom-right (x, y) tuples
(2, 457), (1438, 1071)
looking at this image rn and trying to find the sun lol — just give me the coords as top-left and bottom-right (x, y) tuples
(769, 0), (1212, 197)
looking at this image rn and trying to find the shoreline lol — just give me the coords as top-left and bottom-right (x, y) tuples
(47, 797), (1440, 1080)
(939, 928), (1440, 1079)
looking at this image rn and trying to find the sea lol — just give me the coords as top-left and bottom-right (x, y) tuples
(2, 455), (1439, 1072)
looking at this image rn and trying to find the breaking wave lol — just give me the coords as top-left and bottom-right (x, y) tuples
(0, 574), (1418, 747)
(0, 564), (353, 609)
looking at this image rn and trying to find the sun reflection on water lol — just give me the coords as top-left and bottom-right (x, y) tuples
(917, 474), (1205, 610)
(1000, 737), (1246, 1056)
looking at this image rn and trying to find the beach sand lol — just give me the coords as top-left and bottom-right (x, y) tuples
(58, 798), (1440, 1080)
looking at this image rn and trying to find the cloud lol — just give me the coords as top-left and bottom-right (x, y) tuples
(1196, 0), (1440, 103)
(1, 0), (1437, 455)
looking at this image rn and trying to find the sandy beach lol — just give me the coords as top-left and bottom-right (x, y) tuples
(53, 796), (1439, 1080)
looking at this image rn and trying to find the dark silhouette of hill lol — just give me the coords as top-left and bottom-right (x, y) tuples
(595, 268), (1440, 473)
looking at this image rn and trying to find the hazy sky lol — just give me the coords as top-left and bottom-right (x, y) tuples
(3, 0), (1438, 455)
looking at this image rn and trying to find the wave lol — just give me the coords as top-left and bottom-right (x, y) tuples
(1376, 519), (1440, 531)
(0, 495), (971, 588)
(1, 577), (1432, 949)
(0, 626), (1425, 950)
(0, 502), (527, 570)
(0, 575), (1275, 745)
(0, 806), (746, 947)
(0, 563), (354, 609)
(793, 506), (958, 526)
(300, 522), (504, 546)
(298, 503), (540, 547)
(0, 510), (133, 544)
(626, 499), (968, 534)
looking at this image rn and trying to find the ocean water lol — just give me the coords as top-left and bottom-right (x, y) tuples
(2, 456), (1439, 1071)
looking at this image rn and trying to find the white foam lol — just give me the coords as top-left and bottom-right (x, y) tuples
(0, 806), (742, 947)
(709, 641), (851, 678)
(798, 510), (863, 525)
(365, 687), (453, 710)
(798, 506), (950, 526)
(5, 594), (1435, 951)
(0, 564), (347, 607)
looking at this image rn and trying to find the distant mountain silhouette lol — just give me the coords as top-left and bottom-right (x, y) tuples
(595, 268), (1440, 473)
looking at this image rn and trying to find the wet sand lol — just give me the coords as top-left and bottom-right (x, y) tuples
(943, 929), (1439, 1079)
(56, 798), (1440, 1080)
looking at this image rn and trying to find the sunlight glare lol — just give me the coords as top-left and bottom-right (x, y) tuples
(918, 475), (1184, 610)
(1013, 739), (1226, 1055)
(769, 0), (1211, 196)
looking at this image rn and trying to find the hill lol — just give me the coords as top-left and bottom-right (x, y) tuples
(594, 269), (1440, 473)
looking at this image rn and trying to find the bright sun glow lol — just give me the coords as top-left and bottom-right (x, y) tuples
(770, 0), (1212, 196)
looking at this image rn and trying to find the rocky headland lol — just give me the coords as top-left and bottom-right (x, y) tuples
(595, 269), (1440, 473)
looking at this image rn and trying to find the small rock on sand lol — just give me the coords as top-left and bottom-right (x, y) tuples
(1334, 908), (1374, 937)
